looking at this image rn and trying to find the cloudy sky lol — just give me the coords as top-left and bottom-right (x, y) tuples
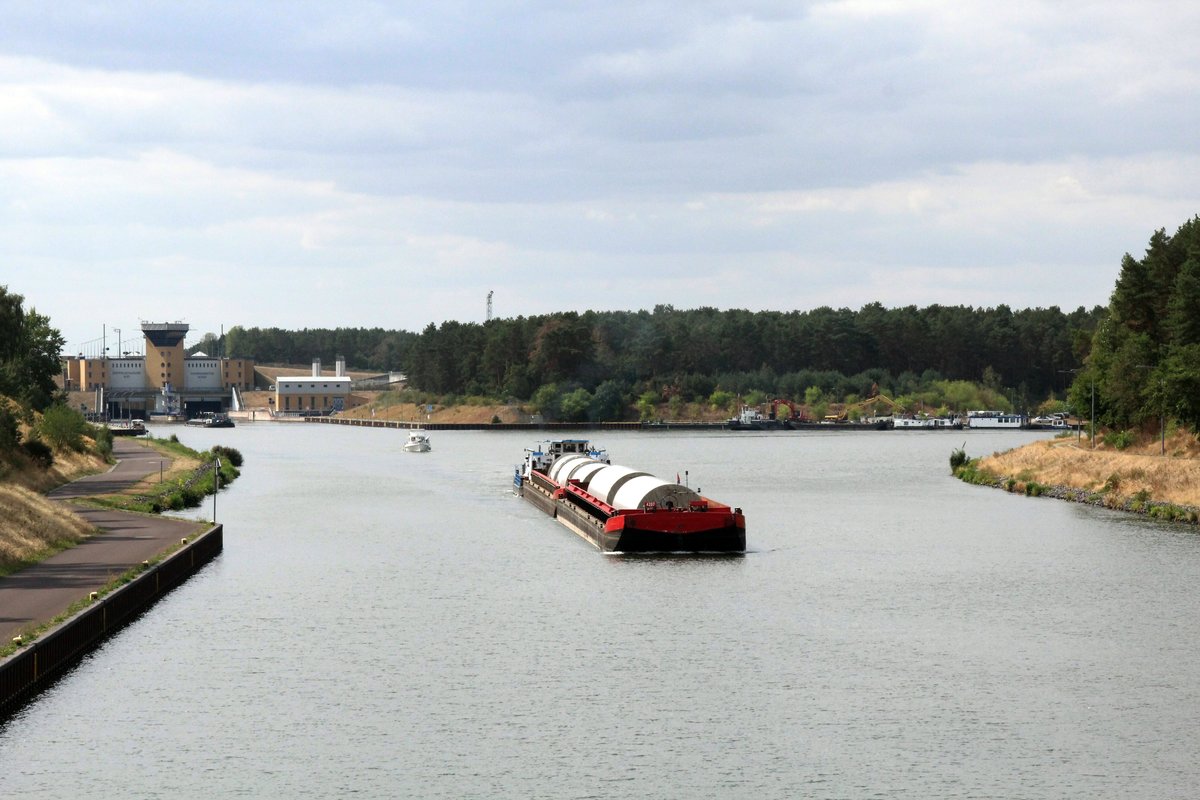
(3, 1), (1199, 354)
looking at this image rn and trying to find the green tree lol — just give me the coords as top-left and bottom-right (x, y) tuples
(1163, 344), (1200, 432)
(0, 286), (65, 411)
(1166, 253), (1200, 346)
(588, 380), (626, 422)
(559, 388), (592, 422)
(635, 390), (659, 421)
(529, 383), (562, 421)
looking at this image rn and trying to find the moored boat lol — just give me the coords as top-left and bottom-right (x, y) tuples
(892, 415), (963, 430)
(726, 405), (785, 430)
(966, 410), (1025, 429)
(185, 412), (235, 428)
(106, 419), (147, 436)
(1028, 412), (1072, 430)
(514, 439), (746, 553)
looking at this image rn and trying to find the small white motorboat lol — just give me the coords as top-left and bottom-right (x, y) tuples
(404, 429), (431, 453)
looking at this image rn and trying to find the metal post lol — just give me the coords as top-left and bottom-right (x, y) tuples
(212, 457), (222, 522)
(1090, 379), (1095, 449)
(1159, 378), (1166, 456)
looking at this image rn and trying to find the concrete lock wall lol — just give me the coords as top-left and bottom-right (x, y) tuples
(0, 525), (224, 720)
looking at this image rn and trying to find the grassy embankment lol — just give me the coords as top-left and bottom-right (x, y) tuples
(0, 444), (108, 577)
(83, 436), (241, 515)
(1, 434), (235, 577)
(954, 427), (1200, 523)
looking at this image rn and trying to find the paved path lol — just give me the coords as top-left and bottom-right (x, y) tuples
(1, 439), (204, 641)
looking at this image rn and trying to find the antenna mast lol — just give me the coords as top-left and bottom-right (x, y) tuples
(486, 290), (494, 322)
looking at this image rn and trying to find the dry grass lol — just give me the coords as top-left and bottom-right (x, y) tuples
(118, 440), (201, 495)
(339, 402), (529, 424)
(0, 484), (94, 572)
(1, 447), (107, 574)
(2, 446), (108, 493)
(979, 428), (1200, 508)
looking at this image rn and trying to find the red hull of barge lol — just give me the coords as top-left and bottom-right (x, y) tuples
(521, 469), (745, 553)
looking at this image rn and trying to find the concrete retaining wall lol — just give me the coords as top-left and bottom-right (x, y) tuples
(304, 417), (726, 431)
(0, 525), (223, 719)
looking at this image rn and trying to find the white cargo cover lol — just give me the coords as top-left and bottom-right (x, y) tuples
(567, 461), (608, 486)
(584, 463), (701, 510)
(548, 454), (597, 484)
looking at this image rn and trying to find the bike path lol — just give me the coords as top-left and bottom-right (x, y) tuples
(1, 439), (204, 641)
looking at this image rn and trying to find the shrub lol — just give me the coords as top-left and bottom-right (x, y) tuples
(635, 391), (659, 422)
(94, 425), (114, 460)
(491, 414), (502, 424)
(949, 446), (968, 472)
(1104, 429), (1135, 450)
(39, 404), (89, 451)
(0, 401), (18, 453)
(952, 458), (996, 487)
(211, 445), (244, 468)
(709, 390), (735, 411)
(667, 395), (684, 418)
(21, 437), (54, 467)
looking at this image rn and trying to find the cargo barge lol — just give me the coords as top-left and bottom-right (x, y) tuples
(514, 439), (746, 553)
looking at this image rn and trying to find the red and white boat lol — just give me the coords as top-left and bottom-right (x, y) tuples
(514, 439), (746, 553)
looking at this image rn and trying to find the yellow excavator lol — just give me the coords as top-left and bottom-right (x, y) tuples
(825, 392), (901, 422)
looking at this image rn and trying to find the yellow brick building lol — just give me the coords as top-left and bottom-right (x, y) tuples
(62, 322), (255, 418)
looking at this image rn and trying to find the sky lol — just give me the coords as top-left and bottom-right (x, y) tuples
(2, 1), (1199, 355)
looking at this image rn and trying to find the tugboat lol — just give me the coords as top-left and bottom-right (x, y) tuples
(514, 439), (746, 553)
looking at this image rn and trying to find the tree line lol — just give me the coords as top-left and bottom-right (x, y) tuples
(224, 303), (1105, 415)
(1073, 215), (1200, 432)
(220, 326), (417, 373)
(1, 286), (63, 413)
(1, 285), (104, 462)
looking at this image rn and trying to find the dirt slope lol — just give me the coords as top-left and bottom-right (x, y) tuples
(975, 428), (1200, 509)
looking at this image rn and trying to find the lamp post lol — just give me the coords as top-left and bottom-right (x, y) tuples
(1155, 377), (1165, 456)
(1060, 368), (1095, 448)
(212, 457), (222, 522)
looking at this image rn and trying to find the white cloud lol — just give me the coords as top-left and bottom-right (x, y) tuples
(0, 2), (1198, 349)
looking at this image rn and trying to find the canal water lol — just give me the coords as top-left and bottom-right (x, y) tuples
(3, 424), (1200, 798)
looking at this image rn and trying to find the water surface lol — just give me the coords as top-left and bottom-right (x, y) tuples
(3, 425), (1198, 798)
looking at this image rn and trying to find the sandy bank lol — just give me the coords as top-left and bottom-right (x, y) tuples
(966, 429), (1200, 519)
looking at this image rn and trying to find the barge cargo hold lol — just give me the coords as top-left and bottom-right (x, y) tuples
(514, 439), (746, 553)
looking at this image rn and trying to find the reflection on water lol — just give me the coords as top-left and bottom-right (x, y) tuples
(4, 424), (1200, 799)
